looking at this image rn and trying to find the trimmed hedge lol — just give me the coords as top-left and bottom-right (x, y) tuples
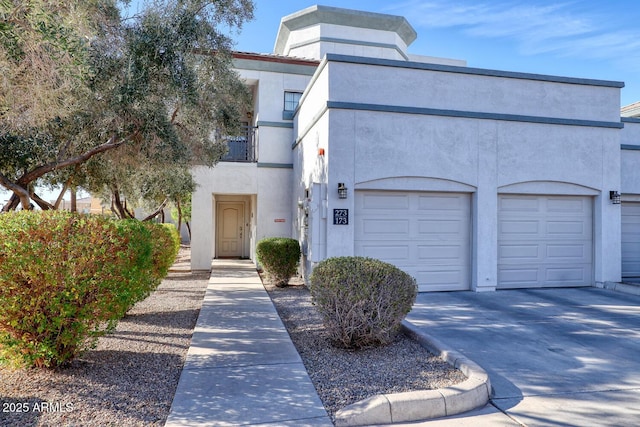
(309, 256), (417, 349)
(256, 237), (300, 287)
(145, 222), (180, 282)
(0, 211), (175, 368)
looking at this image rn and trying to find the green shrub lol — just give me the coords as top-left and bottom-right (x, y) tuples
(256, 237), (301, 287)
(309, 256), (417, 349)
(0, 211), (155, 368)
(144, 222), (180, 281)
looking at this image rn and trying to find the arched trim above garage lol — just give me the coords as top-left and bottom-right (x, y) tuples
(498, 180), (599, 196)
(355, 176), (476, 193)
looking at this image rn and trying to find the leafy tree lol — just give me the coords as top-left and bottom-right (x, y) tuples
(0, 0), (254, 211)
(0, 0), (113, 209)
(0, 1), (111, 129)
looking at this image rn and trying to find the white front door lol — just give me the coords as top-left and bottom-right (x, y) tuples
(217, 202), (244, 258)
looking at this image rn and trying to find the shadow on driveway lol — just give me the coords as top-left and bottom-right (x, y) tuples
(406, 287), (640, 426)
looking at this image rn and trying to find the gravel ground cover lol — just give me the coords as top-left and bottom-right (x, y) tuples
(264, 279), (467, 420)
(0, 248), (208, 427)
(1, 246), (466, 426)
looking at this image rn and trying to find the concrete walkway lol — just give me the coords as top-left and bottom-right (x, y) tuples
(167, 260), (640, 426)
(165, 260), (332, 427)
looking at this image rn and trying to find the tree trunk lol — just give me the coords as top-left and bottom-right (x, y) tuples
(70, 186), (77, 213)
(54, 180), (71, 210)
(176, 198), (183, 234)
(112, 188), (134, 219)
(2, 194), (20, 212)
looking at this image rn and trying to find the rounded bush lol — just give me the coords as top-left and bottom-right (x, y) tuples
(256, 237), (301, 287)
(0, 211), (155, 368)
(309, 256), (418, 349)
(144, 222), (180, 281)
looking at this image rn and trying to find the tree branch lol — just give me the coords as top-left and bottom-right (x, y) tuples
(171, 104), (180, 124)
(17, 132), (137, 187)
(30, 191), (55, 210)
(0, 172), (31, 211)
(54, 178), (72, 209)
(142, 198), (168, 222)
(57, 139), (73, 163)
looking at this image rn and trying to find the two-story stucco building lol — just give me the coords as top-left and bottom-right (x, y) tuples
(191, 5), (640, 292)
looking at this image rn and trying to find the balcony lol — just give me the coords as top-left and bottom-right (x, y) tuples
(220, 126), (257, 162)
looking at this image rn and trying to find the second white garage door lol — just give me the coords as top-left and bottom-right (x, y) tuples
(622, 202), (640, 279)
(498, 195), (593, 289)
(354, 191), (471, 292)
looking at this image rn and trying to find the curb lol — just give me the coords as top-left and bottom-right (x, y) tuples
(599, 281), (640, 296)
(334, 321), (491, 426)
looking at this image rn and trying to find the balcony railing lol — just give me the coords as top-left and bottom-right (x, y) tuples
(220, 126), (257, 162)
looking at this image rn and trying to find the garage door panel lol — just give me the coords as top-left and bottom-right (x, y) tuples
(500, 196), (541, 212)
(500, 220), (540, 236)
(498, 195), (593, 289)
(355, 191), (470, 292)
(623, 242), (640, 252)
(417, 245), (465, 261)
(360, 193), (410, 209)
(417, 219), (465, 236)
(622, 203), (640, 278)
(546, 221), (588, 236)
(361, 218), (410, 237)
(499, 266), (591, 288)
(622, 212), (640, 230)
(499, 244), (540, 261)
(355, 243), (411, 262)
(546, 266), (589, 282)
(499, 268), (540, 287)
(546, 244), (590, 260)
(500, 243), (591, 263)
(357, 242), (466, 266)
(547, 198), (587, 213)
(413, 268), (469, 292)
(417, 195), (466, 211)
(622, 223), (640, 234)
(622, 263), (640, 278)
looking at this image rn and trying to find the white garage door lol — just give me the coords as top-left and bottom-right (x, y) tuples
(622, 202), (640, 278)
(354, 191), (471, 292)
(498, 195), (593, 289)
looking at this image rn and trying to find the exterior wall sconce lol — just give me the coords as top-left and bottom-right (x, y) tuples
(610, 191), (621, 204)
(338, 183), (348, 199)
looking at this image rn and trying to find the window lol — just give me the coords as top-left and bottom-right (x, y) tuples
(284, 91), (302, 112)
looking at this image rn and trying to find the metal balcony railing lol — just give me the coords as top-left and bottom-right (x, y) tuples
(220, 126), (257, 162)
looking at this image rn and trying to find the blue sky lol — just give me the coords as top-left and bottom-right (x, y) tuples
(127, 0), (640, 107)
(4, 1), (639, 203)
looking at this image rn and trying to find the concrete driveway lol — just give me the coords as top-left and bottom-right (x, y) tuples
(404, 287), (640, 426)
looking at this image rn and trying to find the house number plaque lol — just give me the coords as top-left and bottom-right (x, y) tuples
(333, 209), (348, 225)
